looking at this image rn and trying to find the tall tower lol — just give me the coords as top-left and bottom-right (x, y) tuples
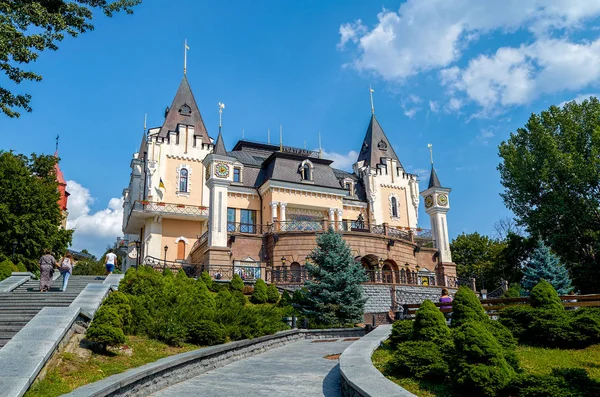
(202, 132), (234, 250)
(420, 163), (452, 264)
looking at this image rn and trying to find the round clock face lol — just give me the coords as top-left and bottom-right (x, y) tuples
(437, 194), (448, 206)
(215, 163), (229, 178)
(424, 195), (434, 208)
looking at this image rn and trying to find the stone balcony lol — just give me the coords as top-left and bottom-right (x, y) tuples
(123, 200), (209, 233)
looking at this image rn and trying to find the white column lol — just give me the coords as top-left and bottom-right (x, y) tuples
(270, 202), (279, 222)
(207, 181), (229, 247)
(336, 208), (344, 230)
(279, 202), (287, 222)
(328, 208), (336, 222)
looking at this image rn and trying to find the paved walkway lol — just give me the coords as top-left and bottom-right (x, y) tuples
(151, 338), (354, 397)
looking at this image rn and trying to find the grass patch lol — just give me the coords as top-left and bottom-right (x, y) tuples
(516, 344), (600, 381)
(371, 342), (454, 397)
(25, 335), (197, 397)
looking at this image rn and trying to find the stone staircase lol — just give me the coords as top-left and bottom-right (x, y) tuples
(0, 276), (104, 349)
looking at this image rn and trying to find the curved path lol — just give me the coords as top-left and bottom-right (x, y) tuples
(150, 338), (355, 397)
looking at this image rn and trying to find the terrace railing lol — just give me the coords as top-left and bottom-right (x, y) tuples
(129, 200), (209, 221)
(227, 222), (267, 234)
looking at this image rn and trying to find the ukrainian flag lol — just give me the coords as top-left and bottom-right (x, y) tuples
(159, 178), (165, 189)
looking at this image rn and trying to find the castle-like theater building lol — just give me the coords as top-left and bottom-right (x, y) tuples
(122, 75), (457, 289)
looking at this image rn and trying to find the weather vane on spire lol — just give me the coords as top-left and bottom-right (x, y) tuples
(218, 102), (225, 132)
(184, 39), (190, 75)
(428, 143), (434, 164)
(55, 134), (59, 153)
(369, 85), (375, 115)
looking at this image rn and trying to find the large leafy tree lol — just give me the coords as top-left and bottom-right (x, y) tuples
(521, 240), (572, 296)
(1, 0), (140, 118)
(298, 227), (368, 326)
(0, 151), (72, 264)
(450, 232), (505, 291)
(498, 98), (600, 293)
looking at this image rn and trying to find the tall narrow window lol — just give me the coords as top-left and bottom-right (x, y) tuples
(227, 208), (236, 231)
(302, 164), (311, 180)
(233, 167), (241, 183)
(240, 209), (256, 233)
(177, 240), (185, 260)
(179, 168), (188, 192)
(391, 196), (398, 217)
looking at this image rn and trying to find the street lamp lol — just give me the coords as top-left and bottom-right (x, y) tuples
(281, 256), (287, 266)
(281, 256), (287, 282)
(134, 240), (141, 268)
(163, 245), (168, 270)
(11, 240), (17, 262)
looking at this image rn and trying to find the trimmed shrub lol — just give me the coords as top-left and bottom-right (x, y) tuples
(86, 306), (126, 348)
(570, 312), (600, 347)
(103, 291), (132, 333)
(232, 290), (247, 306)
(511, 368), (600, 397)
(200, 271), (213, 288)
(15, 262), (27, 272)
(230, 274), (244, 291)
(162, 267), (174, 278)
(278, 290), (292, 307)
(266, 284), (279, 304)
(188, 320), (225, 346)
(251, 279), (268, 304)
(412, 300), (450, 342)
(389, 320), (413, 348)
(0, 260), (13, 281)
(484, 320), (520, 371)
(530, 280), (563, 311)
(451, 286), (487, 327)
(503, 283), (522, 298)
(451, 321), (516, 396)
(498, 305), (536, 341)
(392, 341), (449, 379)
(73, 259), (105, 275)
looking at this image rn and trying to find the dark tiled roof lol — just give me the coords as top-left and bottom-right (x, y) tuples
(428, 165), (442, 189)
(227, 151), (267, 167)
(214, 131), (227, 155)
(332, 168), (359, 181)
(356, 115), (403, 169)
(159, 76), (211, 144)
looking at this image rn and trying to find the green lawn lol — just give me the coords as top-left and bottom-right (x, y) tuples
(25, 336), (197, 397)
(516, 344), (600, 381)
(372, 342), (600, 397)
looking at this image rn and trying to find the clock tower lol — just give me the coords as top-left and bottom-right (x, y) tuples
(203, 131), (234, 249)
(420, 164), (453, 265)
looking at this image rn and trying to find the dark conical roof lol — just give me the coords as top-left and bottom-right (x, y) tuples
(159, 76), (211, 144)
(213, 131), (227, 155)
(428, 164), (442, 189)
(356, 115), (402, 168)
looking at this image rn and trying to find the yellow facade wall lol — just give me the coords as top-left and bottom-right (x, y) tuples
(379, 186), (410, 229)
(270, 190), (343, 212)
(161, 157), (204, 205)
(161, 218), (204, 262)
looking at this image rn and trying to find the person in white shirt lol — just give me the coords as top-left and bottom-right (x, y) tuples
(105, 249), (117, 275)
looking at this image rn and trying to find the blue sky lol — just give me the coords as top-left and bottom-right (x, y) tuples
(2, 0), (600, 256)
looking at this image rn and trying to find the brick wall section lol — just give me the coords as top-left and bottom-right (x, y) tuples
(363, 285), (393, 313)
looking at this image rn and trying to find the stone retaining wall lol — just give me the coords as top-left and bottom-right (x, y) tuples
(364, 284), (458, 318)
(64, 328), (365, 397)
(339, 325), (415, 397)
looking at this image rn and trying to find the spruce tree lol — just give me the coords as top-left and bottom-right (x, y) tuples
(299, 227), (368, 326)
(522, 240), (572, 295)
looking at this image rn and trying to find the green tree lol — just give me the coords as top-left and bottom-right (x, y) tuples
(0, 152), (72, 260)
(450, 232), (505, 290)
(522, 241), (572, 296)
(251, 278), (268, 304)
(498, 98), (600, 293)
(299, 227), (368, 326)
(1, 0), (141, 117)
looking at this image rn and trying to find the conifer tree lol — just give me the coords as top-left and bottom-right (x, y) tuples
(522, 240), (572, 295)
(299, 227), (368, 326)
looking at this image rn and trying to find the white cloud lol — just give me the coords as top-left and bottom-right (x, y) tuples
(447, 97), (463, 112)
(339, 0), (600, 113)
(559, 93), (600, 107)
(404, 108), (417, 118)
(476, 128), (495, 145)
(320, 149), (359, 171)
(66, 180), (123, 257)
(429, 100), (439, 113)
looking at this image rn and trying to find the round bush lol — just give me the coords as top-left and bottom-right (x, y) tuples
(412, 300), (450, 342)
(530, 280), (563, 311)
(452, 322), (516, 396)
(86, 323), (126, 348)
(498, 305), (535, 341)
(251, 279), (268, 304)
(278, 290), (292, 307)
(232, 290), (247, 306)
(0, 260), (13, 281)
(266, 284), (280, 303)
(392, 341), (449, 379)
(230, 274), (244, 291)
(15, 262), (27, 272)
(389, 320), (413, 348)
(188, 320), (225, 346)
(200, 271), (213, 290)
(451, 286), (487, 327)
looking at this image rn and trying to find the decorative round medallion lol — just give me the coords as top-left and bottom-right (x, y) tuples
(424, 195), (434, 208)
(215, 163), (230, 178)
(437, 194), (448, 206)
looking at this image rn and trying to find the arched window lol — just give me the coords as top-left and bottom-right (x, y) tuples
(391, 196), (398, 217)
(179, 168), (188, 192)
(300, 160), (313, 181)
(177, 240), (186, 260)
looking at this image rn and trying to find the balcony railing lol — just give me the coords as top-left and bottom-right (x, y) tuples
(129, 200), (209, 220)
(227, 222), (267, 234)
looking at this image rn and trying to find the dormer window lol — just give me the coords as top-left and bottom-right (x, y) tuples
(343, 179), (354, 195)
(233, 167), (241, 183)
(300, 159), (314, 181)
(179, 104), (192, 116)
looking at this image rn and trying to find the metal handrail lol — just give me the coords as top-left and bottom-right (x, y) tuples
(227, 222), (266, 234)
(129, 200), (209, 220)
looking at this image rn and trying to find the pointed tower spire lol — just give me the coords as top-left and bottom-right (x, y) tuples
(356, 115), (402, 168)
(214, 131), (227, 155)
(428, 165), (442, 189)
